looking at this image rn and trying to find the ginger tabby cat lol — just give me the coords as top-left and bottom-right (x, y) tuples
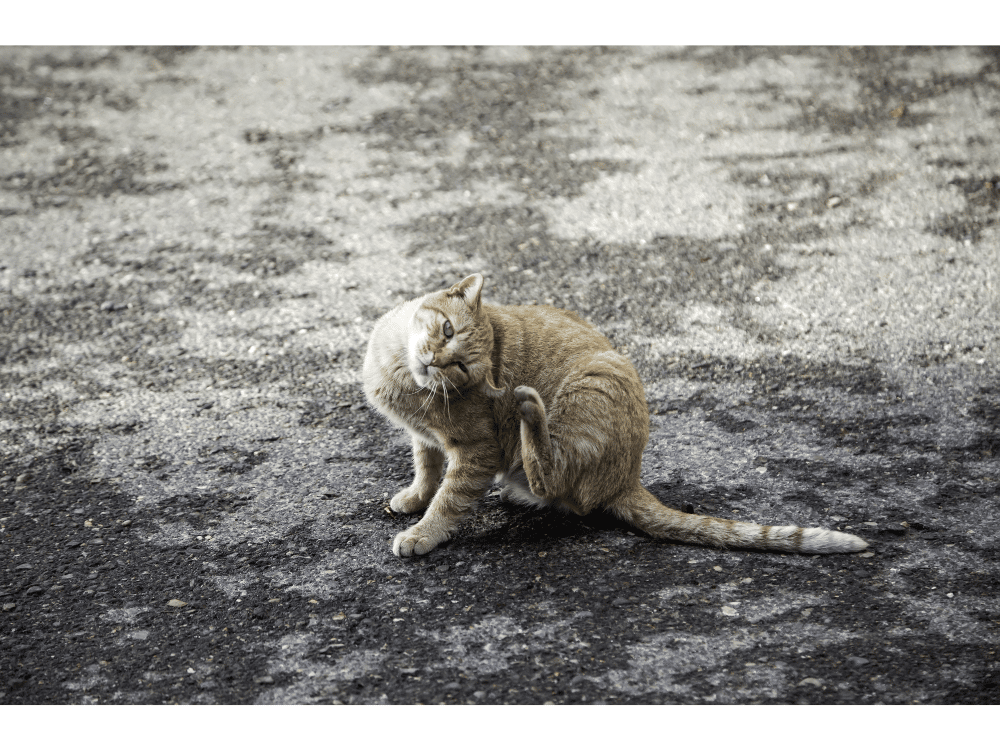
(363, 273), (868, 557)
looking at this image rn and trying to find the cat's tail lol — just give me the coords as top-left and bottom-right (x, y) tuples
(610, 486), (868, 554)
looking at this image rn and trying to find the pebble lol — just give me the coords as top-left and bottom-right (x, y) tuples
(846, 657), (870, 667)
(15, 563), (32, 570)
(25, 586), (44, 596)
(721, 606), (738, 617)
(3, 603), (15, 611)
(254, 675), (274, 684)
(798, 677), (823, 688)
(167, 599), (187, 607)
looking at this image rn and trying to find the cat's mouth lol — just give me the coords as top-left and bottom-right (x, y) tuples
(412, 357), (469, 390)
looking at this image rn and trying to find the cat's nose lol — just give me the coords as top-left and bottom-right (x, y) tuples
(418, 352), (434, 367)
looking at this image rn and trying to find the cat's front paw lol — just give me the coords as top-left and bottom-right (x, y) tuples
(392, 523), (446, 557)
(514, 385), (545, 426)
(390, 485), (432, 514)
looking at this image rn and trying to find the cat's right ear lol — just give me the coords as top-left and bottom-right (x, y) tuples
(449, 273), (484, 312)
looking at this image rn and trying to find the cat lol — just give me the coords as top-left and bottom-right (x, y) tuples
(362, 273), (868, 557)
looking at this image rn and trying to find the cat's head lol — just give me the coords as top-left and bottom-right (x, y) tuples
(407, 273), (504, 397)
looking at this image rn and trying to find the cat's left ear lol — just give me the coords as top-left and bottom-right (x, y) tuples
(449, 273), (484, 312)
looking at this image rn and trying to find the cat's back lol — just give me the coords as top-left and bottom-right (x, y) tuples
(486, 302), (612, 359)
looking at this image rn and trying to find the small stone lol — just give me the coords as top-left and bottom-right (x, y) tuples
(15, 563), (32, 570)
(721, 606), (738, 617)
(826, 196), (842, 208)
(3, 603), (15, 611)
(798, 677), (823, 688)
(167, 599), (187, 607)
(254, 675), (274, 684)
(15, 473), (30, 486)
(846, 657), (870, 667)
(859, 551), (875, 558)
(713, 566), (723, 572)
(332, 612), (346, 621)
(25, 586), (44, 596)
(350, 403), (366, 411)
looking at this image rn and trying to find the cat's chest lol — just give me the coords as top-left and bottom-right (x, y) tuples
(374, 382), (500, 452)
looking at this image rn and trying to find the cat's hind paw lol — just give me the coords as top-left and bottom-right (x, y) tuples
(514, 385), (545, 426)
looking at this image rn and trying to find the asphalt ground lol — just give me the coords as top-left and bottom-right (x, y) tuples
(1, 46), (998, 706)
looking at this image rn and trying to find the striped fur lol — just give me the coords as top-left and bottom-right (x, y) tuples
(363, 274), (868, 557)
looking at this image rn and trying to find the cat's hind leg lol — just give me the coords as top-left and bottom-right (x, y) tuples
(515, 384), (600, 508)
(514, 386), (560, 500)
(514, 378), (642, 514)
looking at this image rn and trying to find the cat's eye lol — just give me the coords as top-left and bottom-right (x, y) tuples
(442, 320), (454, 339)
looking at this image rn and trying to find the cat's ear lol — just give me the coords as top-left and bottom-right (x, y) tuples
(449, 273), (484, 311)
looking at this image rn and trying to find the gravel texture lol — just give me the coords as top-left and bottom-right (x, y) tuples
(1, 46), (998, 705)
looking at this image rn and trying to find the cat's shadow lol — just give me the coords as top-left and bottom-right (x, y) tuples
(469, 493), (634, 547)
(463, 481), (725, 550)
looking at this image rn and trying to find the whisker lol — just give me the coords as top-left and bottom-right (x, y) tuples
(418, 381), (437, 417)
(440, 375), (458, 422)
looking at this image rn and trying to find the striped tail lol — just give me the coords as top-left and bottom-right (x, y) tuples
(611, 486), (868, 554)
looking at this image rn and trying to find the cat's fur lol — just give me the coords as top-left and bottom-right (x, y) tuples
(362, 273), (868, 557)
